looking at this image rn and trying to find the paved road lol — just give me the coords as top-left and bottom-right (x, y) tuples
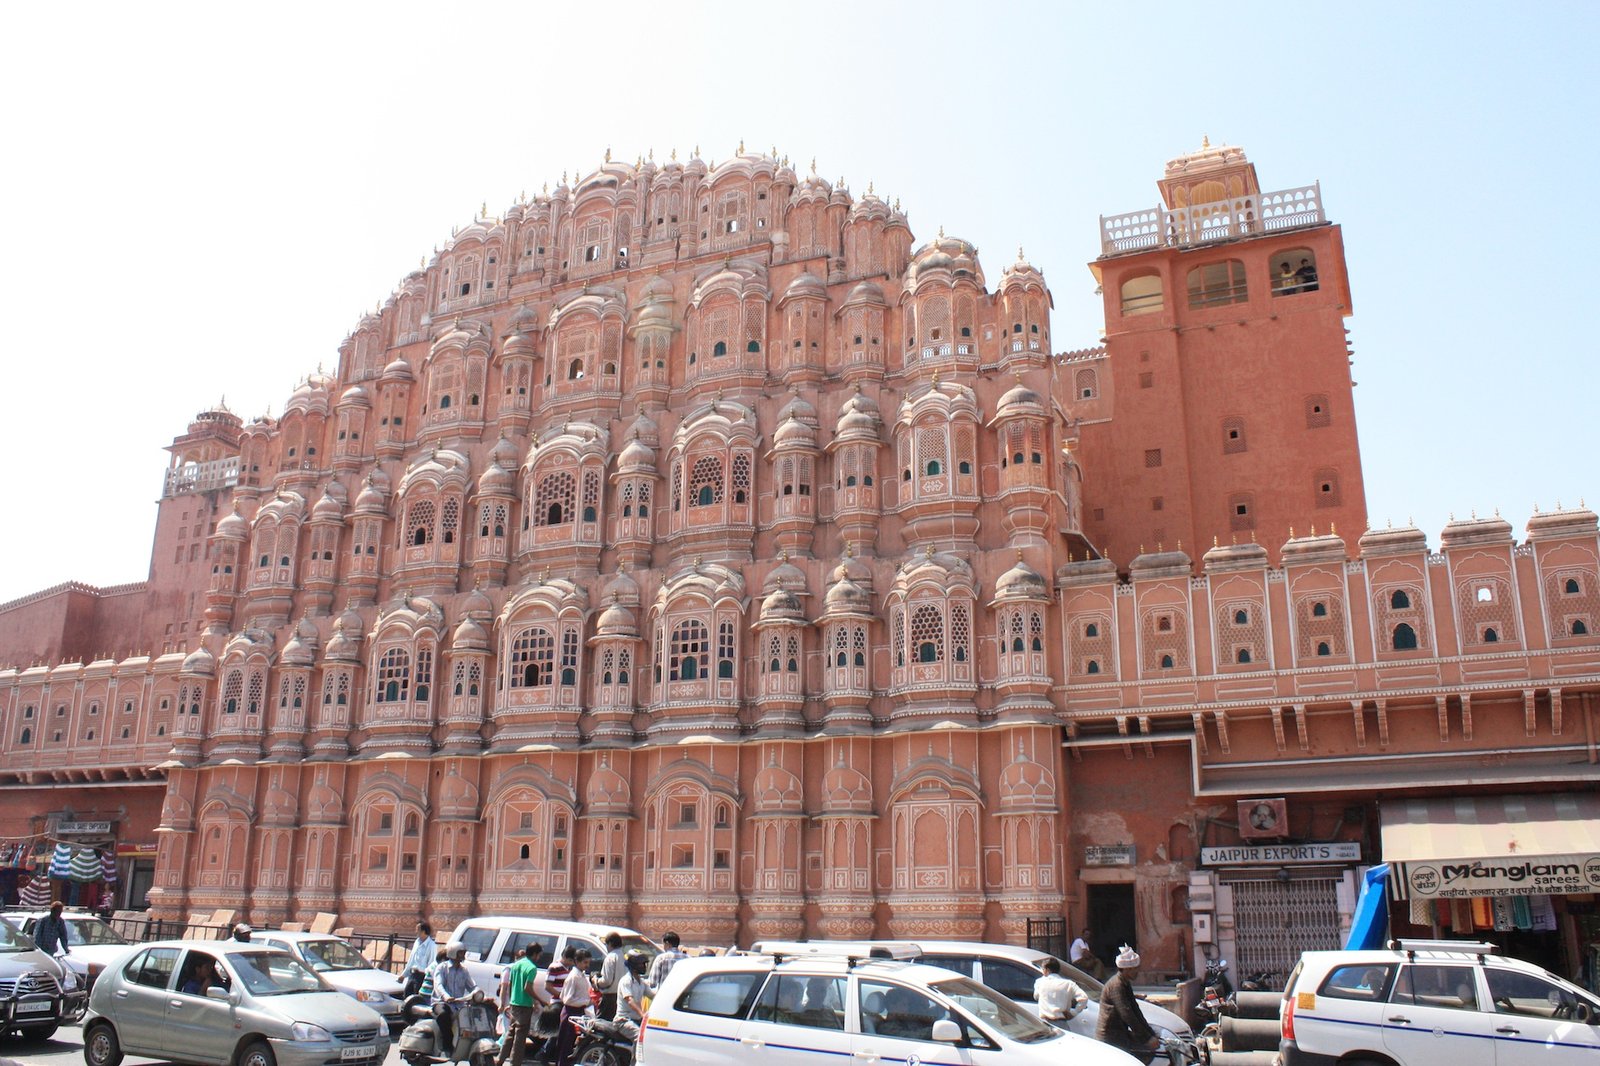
(0, 1026), (411, 1066)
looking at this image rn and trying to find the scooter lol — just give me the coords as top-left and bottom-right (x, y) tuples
(568, 1012), (636, 1066)
(398, 987), (500, 1066)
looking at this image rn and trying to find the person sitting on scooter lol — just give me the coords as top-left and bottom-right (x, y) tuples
(613, 948), (650, 1042)
(433, 942), (476, 1051)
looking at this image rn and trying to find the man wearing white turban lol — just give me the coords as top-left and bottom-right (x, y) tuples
(1094, 944), (1159, 1061)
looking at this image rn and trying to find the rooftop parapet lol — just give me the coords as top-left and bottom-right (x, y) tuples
(1098, 184), (1324, 256)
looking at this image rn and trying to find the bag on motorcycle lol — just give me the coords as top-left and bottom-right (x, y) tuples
(397, 1019), (440, 1054)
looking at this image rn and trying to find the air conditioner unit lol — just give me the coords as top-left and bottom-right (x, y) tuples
(1238, 797), (1288, 840)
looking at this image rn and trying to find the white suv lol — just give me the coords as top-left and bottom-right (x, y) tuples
(636, 949), (1145, 1066)
(1280, 938), (1600, 1066)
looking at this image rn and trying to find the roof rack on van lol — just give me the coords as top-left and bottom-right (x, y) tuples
(750, 940), (923, 966)
(1388, 938), (1495, 961)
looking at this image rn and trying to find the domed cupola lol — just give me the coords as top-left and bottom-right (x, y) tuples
(450, 614), (490, 653)
(769, 392), (821, 557)
(353, 472), (388, 514)
(281, 615), (321, 667)
(311, 485), (345, 523)
(777, 391), (819, 429)
(323, 612), (363, 663)
(773, 413), (818, 448)
(617, 433), (657, 475)
(594, 600), (639, 640)
(339, 384), (371, 407)
(995, 380), (1047, 419)
(991, 557), (1050, 604)
(215, 502), (250, 540)
(380, 355), (414, 383)
(180, 643), (217, 678)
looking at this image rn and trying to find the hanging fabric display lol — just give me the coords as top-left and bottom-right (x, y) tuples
(100, 851), (118, 885)
(48, 842), (73, 879)
(69, 847), (102, 883)
(1492, 897), (1515, 932)
(19, 873), (51, 908)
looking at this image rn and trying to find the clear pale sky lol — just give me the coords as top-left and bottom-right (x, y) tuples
(1, 1), (1594, 605)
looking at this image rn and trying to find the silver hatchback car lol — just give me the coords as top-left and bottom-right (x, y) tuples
(82, 939), (389, 1066)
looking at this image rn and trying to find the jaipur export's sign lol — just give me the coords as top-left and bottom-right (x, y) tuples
(1404, 855), (1600, 898)
(1201, 841), (1362, 866)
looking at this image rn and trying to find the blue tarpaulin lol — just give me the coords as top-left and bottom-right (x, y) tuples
(1344, 865), (1390, 949)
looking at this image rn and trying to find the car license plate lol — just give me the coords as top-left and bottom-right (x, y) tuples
(340, 1047), (376, 1060)
(16, 1000), (54, 1013)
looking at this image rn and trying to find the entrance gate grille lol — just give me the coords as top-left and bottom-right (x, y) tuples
(1228, 875), (1342, 982)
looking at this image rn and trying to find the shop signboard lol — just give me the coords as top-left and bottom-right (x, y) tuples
(1085, 845), (1136, 866)
(56, 821), (113, 835)
(1201, 841), (1362, 866)
(1402, 854), (1600, 898)
(115, 842), (158, 858)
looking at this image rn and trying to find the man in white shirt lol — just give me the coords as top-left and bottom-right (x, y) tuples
(554, 948), (594, 1066)
(1070, 927), (1106, 980)
(613, 949), (650, 1041)
(1034, 956), (1088, 1028)
(406, 921), (437, 997)
(645, 931), (686, 992)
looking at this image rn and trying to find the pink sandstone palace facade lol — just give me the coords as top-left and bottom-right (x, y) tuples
(3, 143), (1599, 980)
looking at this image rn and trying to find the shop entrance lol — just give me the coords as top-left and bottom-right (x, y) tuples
(1087, 882), (1137, 969)
(1228, 874), (1342, 980)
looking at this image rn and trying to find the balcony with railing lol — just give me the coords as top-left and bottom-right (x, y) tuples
(1099, 184), (1323, 256)
(162, 456), (241, 498)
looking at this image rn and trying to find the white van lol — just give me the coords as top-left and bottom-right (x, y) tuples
(637, 950), (1144, 1066)
(752, 938), (1196, 1060)
(445, 917), (657, 997)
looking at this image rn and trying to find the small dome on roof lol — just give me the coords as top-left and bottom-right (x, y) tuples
(773, 416), (817, 448)
(339, 384), (371, 407)
(594, 601), (638, 638)
(760, 588), (805, 622)
(842, 280), (887, 307)
(478, 462), (515, 496)
(1203, 540), (1271, 573)
(180, 645), (216, 677)
(489, 434), (521, 467)
(765, 558), (808, 593)
(604, 568), (641, 607)
(777, 393), (817, 426)
(1357, 523), (1429, 558)
(381, 355), (413, 382)
(617, 435), (657, 474)
(835, 389), (881, 438)
(783, 271), (827, 301)
(354, 477), (388, 513)
(509, 302), (540, 331)
(451, 616), (489, 652)
(1526, 504), (1600, 541)
(824, 574), (873, 612)
(995, 381), (1045, 416)
(993, 560), (1049, 601)
(312, 486), (345, 522)
(215, 505), (250, 540)
(281, 617), (321, 666)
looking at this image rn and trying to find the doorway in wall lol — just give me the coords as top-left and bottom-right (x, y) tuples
(1087, 881), (1137, 970)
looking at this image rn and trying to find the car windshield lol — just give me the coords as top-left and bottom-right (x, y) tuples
(66, 918), (128, 947)
(228, 951), (334, 996)
(931, 977), (1062, 1044)
(0, 919), (28, 953)
(1059, 958), (1105, 995)
(299, 938), (369, 972)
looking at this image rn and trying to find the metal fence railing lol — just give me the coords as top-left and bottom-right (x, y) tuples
(106, 912), (413, 976)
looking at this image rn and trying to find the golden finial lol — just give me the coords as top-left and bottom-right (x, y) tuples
(1330, 521), (1338, 535)
(1157, 541), (1164, 552)
(810, 157), (817, 174)
(1250, 531), (1257, 544)
(542, 181), (548, 195)
(844, 543), (854, 558)
(419, 256), (425, 268)
(925, 544), (935, 559)
(693, 144), (700, 156)
(542, 567), (551, 582)
(1018, 245), (1025, 261)
(1176, 540), (1182, 552)
(1139, 544), (1146, 555)
(737, 138), (744, 154)
(1289, 526), (1295, 539)
(1202, 134), (1211, 148)
(480, 201), (487, 218)
(671, 147), (677, 161)
(1016, 547), (1025, 563)
(1310, 525), (1317, 537)
(1213, 536), (1219, 548)
(930, 369), (940, 386)
(938, 225), (945, 238)
(780, 550), (789, 562)
(519, 188), (525, 203)
(605, 146), (612, 163)
(867, 181), (874, 195)
(1493, 508), (1500, 518)
(894, 197), (901, 211)
(838, 175), (845, 187)
(561, 170), (567, 184)
(648, 147), (654, 161)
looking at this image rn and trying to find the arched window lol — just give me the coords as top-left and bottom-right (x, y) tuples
(746, 340), (760, 353)
(1566, 578), (1582, 595)
(911, 603), (944, 663)
(377, 648), (410, 702)
(671, 621), (709, 681)
(925, 459), (942, 476)
(18, 727), (30, 745)
(1075, 368), (1097, 400)
(1390, 589), (1411, 610)
(1187, 260), (1247, 308)
(1312, 601), (1327, 617)
(510, 627), (555, 688)
(534, 472), (575, 527)
(1392, 623), (1418, 651)
(1271, 248), (1319, 295)
(713, 340), (727, 357)
(717, 621), (736, 679)
(1085, 622), (1099, 638)
(1086, 660), (1100, 675)
(1316, 641), (1330, 656)
(1234, 609), (1249, 625)
(1120, 273), (1164, 316)
(1483, 628), (1499, 643)
(1160, 654), (1174, 669)
(1575, 620), (1591, 636)
(568, 359), (584, 380)
(1237, 648), (1251, 664)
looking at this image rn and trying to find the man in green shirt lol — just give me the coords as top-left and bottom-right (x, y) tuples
(497, 942), (547, 1066)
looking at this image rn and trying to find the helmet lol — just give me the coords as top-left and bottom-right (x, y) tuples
(233, 923), (253, 939)
(625, 948), (649, 973)
(446, 943), (467, 960)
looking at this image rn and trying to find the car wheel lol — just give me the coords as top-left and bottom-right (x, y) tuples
(84, 1021), (124, 1066)
(237, 1038), (277, 1066)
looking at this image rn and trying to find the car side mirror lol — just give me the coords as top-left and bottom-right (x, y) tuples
(930, 1019), (962, 1044)
(206, 986), (231, 1001)
(1574, 1001), (1593, 1024)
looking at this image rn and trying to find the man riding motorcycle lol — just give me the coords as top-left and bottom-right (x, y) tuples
(432, 942), (477, 1049)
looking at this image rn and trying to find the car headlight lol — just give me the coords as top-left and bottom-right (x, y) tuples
(356, 989), (387, 1003)
(291, 1022), (334, 1042)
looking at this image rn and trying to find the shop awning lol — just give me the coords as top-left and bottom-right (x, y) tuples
(1383, 794), (1600, 898)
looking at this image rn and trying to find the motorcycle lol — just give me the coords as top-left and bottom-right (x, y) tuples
(398, 987), (500, 1066)
(1238, 968), (1278, 992)
(569, 1011), (636, 1066)
(1195, 957), (1234, 1059)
